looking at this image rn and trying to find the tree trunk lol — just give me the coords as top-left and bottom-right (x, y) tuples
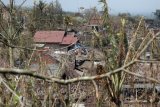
(111, 98), (122, 107)
(111, 102), (122, 107)
(9, 46), (14, 67)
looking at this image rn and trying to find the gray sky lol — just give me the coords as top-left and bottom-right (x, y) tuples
(3, 0), (160, 15)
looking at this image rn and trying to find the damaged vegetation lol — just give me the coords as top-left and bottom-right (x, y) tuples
(0, 0), (160, 107)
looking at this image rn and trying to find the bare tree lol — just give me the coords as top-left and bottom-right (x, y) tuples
(0, 0), (159, 107)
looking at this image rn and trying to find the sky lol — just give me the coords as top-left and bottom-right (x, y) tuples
(2, 0), (160, 16)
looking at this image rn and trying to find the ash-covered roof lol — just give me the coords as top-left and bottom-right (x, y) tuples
(34, 31), (78, 45)
(34, 31), (65, 43)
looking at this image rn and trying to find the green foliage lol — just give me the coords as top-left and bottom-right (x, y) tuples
(92, 1), (129, 106)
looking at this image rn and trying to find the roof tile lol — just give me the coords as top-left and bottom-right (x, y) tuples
(34, 31), (65, 43)
(61, 36), (78, 45)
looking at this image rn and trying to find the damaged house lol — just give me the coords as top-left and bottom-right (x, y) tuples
(34, 30), (78, 52)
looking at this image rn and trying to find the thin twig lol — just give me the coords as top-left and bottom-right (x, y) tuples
(124, 17), (144, 64)
(17, 0), (27, 10)
(92, 80), (99, 99)
(0, 78), (24, 106)
(136, 60), (160, 63)
(123, 69), (160, 84)
(135, 31), (160, 59)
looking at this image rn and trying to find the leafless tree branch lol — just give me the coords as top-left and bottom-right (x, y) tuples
(0, 60), (136, 84)
(136, 60), (160, 63)
(123, 69), (160, 83)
